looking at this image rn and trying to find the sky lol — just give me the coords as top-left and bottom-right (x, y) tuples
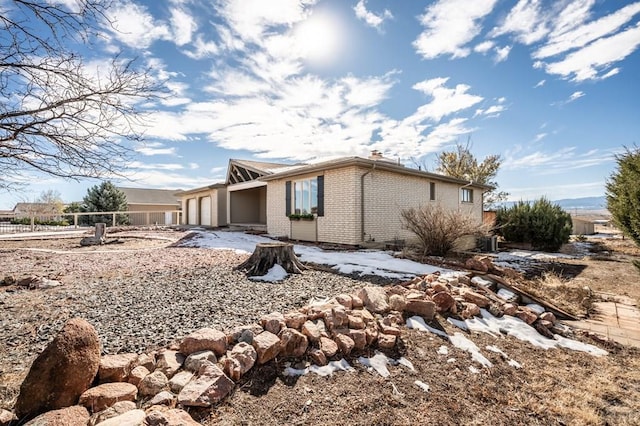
(2, 0), (640, 209)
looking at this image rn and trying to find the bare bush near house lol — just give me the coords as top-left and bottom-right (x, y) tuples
(401, 203), (488, 256)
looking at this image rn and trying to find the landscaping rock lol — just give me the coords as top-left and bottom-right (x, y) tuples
(145, 408), (200, 426)
(351, 294), (364, 309)
(156, 350), (185, 379)
(223, 342), (257, 381)
(138, 370), (169, 397)
(348, 314), (365, 329)
(133, 353), (156, 372)
(227, 324), (263, 345)
(97, 409), (145, 426)
(335, 293), (353, 309)
(279, 328), (308, 357)
(23, 406), (89, 426)
(349, 329), (367, 350)
(177, 363), (234, 407)
(319, 336), (339, 358)
(540, 312), (557, 324)
(144, 391), (176, 408)
(252, 331), (281, 364)
(307, 348), (327, 366)
(79, 382), (137, 413)
(465, 257), (489, 272)
(461, 302), (481, 319)
(128, 366), (150, 387)
(405, 299), (436, 320)
(99, 353), (138, 383)
(184, 350), (217, 372)
(0, 409), (16, 426)
(260, 312), (286, 335)
(433, 291), (456, 313)
(503, 303), (518, 316)
(179, 328), (227, 356)
(377, 333), (396, 349)
(388, 294), (407, 312)
(169, 370), (194, 393)
(15, 318), (101, 420)
(334, 334), (355, 355)
(88, 401), (136, 426)
(358, 287), (390, 313)
(284, 311), (308, 330)
(460, 289), (490, 308)
(516, 308), (538, 325)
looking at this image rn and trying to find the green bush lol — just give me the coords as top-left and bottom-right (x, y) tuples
(606, 146), (640, 247)
(10, 217), (69, 226)
(495, 198), (572, 252)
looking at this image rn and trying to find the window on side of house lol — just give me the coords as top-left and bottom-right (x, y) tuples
(294, 177), (318, 214)
(429, 182), (436, 201)
(461, 187), (474, 203)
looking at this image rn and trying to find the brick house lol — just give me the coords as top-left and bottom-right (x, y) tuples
(178, 153), (489, 246)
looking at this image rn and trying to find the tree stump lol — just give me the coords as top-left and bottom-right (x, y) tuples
(235, 243), (306, 276)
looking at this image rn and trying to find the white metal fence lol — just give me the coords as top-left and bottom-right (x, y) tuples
(0, 210), (182, 234)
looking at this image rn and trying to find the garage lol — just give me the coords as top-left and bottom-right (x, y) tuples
(187, 198), (197, 225)
(200, 196), (211, 226)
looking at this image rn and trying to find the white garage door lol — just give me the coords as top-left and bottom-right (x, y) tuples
(200, 196), (211, 226)
(187, 199), (197, 225)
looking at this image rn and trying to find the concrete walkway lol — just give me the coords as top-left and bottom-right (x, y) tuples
(563, 293), (640, 348)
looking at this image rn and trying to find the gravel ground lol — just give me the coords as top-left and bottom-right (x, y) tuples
(0, 231), (373, 409)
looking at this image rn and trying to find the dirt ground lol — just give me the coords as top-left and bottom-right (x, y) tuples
(1, 231), (640, 425)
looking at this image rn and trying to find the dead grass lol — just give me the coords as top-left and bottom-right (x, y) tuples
(516, 271), (593, 317)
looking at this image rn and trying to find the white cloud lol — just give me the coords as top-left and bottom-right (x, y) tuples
(412, 78), (484, 122)
(413, 0), (499, 59)
(568, 91), (585, 102)
(135, 144), (178, 156)
(475, 104), (506, 118)
(128, 161), (184, 171)
(106, 1), (172, 49)
(183, 35), (220, 59)
(474, 40), (494, 54)
(494, 45), (511, 62)
(504, 146), (615, 172)
(534, 79), (546, 88)
(354, 0), (393, 32)
(542, 22), (640, 81)
(505, 181), (605, 201)
(490, 0), (549, 44)
(170, 7), (197, 46)
(533, 133), (547, 142)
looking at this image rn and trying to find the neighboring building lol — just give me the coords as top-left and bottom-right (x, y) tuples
(176, 184), (227, 227)
(117, 187), (182, 225)
(178, 152), (490, 246)
(12, 203), (62, 218)
(571, 216), (596, 235)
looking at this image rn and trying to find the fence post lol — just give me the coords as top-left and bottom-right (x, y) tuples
(146, 212), (150, 226)
(112, 213), (116, 227)
(30, 215), (35, 232)
(74, 213), (78, 228)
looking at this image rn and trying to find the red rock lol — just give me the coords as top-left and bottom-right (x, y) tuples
(378, 321), (402, 336)
(23, 406), (89, 426)
(99, 353), (138, 383)
(169, 371), (194, 393)
(433, 291), (456, 313)
(405, 299), (436, 320)
(319, 336), (338, 358)
(331, 305), (348, 327)
(284, 312), (307, 330)
(334, 334), (355, 355)
(388, 294), (407, 312)
(350, 294), (364, 309)
(365, 326), (378, 346)
(461, 303), (481, 319)
(88, 401), (136, 426)
(260, 312), (286, 335)
(540, 312), (557, 324)
(347, 315), (365, 329)
(460, 289), (490, 308)
(465, 257), (489, 272)
(349, 329), (367, 350)
(431, 282), (448, 293)
(15, 318), (101, 420)
(0, 409), (16, 426)
(301, 320), (322, 342)
(128, 366), (150, 387)
(133, 353), (156, 372)
(97, 409), (145, 426)
(252, 331), (281, 364)
(335, 294), (353, 309)
(179, 328), (227, 356)
(223, 342), (257, 381)
(279, 328), (308, 358)
(79, 382), (138, 413)
(144, 408), (200, 426)
(307, 348), (327, 366)
(357, 287), (390, 313)
(156, 350), (185, 379)
(377, 334), (397, 349)
(184, 350), (217, 372)
(516, 308), (538, 325)
(503, 303), (518, 316)
(138, 370), (168, 397)
(177, 364), (234, 407)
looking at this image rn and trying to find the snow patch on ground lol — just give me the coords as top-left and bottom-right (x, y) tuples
(358, 351), (417, 378)
(249, 264), (288, 282)
(181, 230), (455, 278)
(414, 380), (430, 392)
(283, 359), (355, 377)
(449, 332), (493, 368)
(406, 316), (449, 338)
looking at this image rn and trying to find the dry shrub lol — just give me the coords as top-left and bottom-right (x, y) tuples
(401, 203), (489, 256)
(518, 271), (593, 316)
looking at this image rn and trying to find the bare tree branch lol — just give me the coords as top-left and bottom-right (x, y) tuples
(0, 0), (159, 191)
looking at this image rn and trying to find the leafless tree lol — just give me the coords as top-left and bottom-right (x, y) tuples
(0, 0), (158, 191)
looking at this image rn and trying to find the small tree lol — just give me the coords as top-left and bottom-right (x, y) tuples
(495, 198), (572, 252)
(435, 140), (509, 208)
(83, 182), (129, 225)
(401, 203), (488, 256)
(606, 146), (640, 271)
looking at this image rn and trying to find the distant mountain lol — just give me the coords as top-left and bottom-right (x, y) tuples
(497, 196), (608, 213)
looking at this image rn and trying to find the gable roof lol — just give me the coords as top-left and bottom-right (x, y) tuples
(226, 159), (306, 185)
(261, 156), (493, 190)
(117, 187), (181, 206)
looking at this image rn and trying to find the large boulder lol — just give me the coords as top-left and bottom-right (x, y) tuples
(23, 406), (89, 426)
(15, 318), (101, 420)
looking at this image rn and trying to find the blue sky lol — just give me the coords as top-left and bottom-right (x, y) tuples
(2, 0), (640, 209)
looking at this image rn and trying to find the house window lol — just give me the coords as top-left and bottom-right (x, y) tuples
(461, 188), (474, 203)
(294, 178), (318, 214)
(429, 182), (436, 201)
